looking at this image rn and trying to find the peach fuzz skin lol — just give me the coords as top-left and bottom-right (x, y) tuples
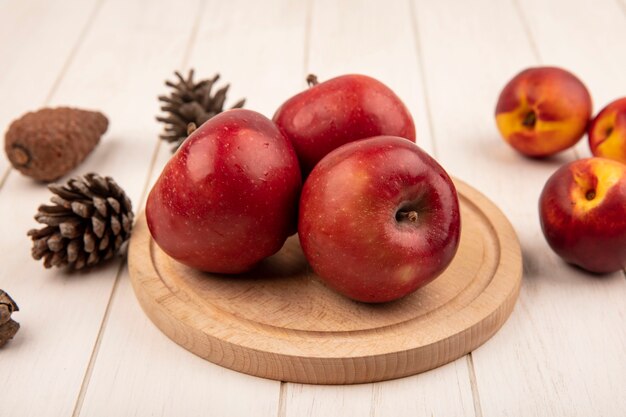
(588, 97), (626, 164)
(539, 158), (626, 273)
(495, 67), (592, 157)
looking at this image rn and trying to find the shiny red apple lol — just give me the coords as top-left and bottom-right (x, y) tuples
(539, 157), (626, 273)
(298, 136), (461, 303)
(146, 109), (302, 273)
(273, 74), (416, 175)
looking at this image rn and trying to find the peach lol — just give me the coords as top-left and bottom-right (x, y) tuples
(495, 67), (592, 157)
(539, 157), (626, 273)
(588, 97), (626, 164)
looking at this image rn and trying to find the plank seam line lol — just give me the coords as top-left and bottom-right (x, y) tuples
(302, 0), (314, 80)
(43, 0), (105, 105)
(136, 140), (163, 210)
(0, 167), (10, 191)
(71, 0), (208, 415)
(71, 260), (125, 417)
(467, 353), (484, 417)
(408, 0), (438, 157)
(178, 0), (209, 76)
(511, 0), (543, 64)
(369, 383), (382, 417)
(134, 0), (209, 212)
(276, 381), (287, 417)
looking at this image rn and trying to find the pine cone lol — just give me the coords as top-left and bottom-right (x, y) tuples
(157, 69), (245, 151)
(27, 173), (134, 270)
(5, 107), (108, 182)
(0, 290), (19, 348)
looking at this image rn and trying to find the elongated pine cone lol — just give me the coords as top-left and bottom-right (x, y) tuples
(157, 69), (245, 151)
(27, 173), (134, 270)
(0, 290), (19, 348)
(5, 107), (108, 182)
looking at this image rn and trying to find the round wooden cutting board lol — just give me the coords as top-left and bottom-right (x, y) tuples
(128, 179), (522, 385)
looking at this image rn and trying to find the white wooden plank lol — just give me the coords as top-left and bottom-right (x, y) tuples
(372, 358), (476, 417)
(283, 1), (475, 416)
(0, 0), (99, 179)
(79, 1), (310, 415)
(0, 1), (201, 416)
(284, 383), (372, 416)
(413, 0), (626, 416)
(193, 0), (314, 118)
(284, 358), (475, 417)
(80, 267), (280, 417)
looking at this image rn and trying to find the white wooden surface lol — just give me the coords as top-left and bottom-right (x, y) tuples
(1, 0), (624, 416)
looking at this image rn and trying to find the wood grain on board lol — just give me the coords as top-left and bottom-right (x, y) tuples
(128, 180), (522, 384)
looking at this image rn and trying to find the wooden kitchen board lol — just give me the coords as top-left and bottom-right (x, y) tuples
(128, 179), (522, 385)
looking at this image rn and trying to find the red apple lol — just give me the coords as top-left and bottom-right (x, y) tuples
(539, 157), (626, 273)
(146, 109), (301, 273)
(273, 74), (416, 175)
(298, 136), (461, 303)
(588, 97), (626, 164)
(495, 67), (592, 157)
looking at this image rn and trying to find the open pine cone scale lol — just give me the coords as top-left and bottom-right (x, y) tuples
(157, 69), (245, 151)
(28, 173), (134, 270)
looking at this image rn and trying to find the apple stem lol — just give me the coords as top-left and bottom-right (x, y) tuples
(522, 111), (537, 128)
(306, 74), (319, 87)
(397, 210), (419, 223)
(586, 190), (596, 200)
(187, 122), (197, 136)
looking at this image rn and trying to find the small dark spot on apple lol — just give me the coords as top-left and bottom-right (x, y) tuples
(605, 126), (613, 137)
(586, 190), (596, 201)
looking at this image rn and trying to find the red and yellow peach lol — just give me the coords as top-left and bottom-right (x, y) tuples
(588, 97), (626, 164)
(495, 67), (592, 157)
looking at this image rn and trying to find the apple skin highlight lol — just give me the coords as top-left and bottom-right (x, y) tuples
(298, 136), (461, 303)
(274, 74), (416, 175)
(146, 109), (302, 274)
